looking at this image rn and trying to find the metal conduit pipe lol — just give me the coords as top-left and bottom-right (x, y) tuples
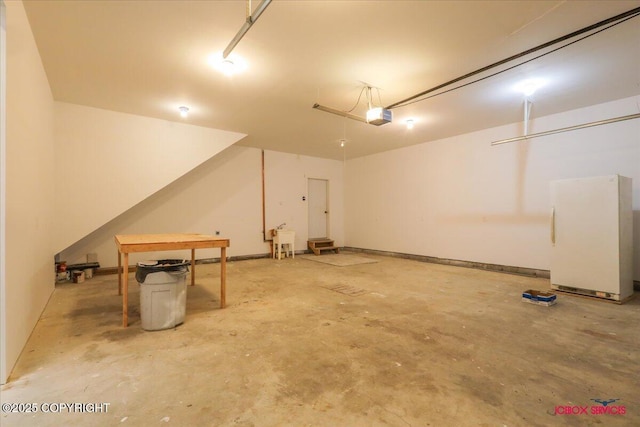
(262, 149), (268, 242)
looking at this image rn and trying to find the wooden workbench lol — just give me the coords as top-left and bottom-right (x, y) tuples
(115, 233), (230, 327)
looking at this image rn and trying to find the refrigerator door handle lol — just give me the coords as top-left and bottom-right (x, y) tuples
(550, 207), (556, 245)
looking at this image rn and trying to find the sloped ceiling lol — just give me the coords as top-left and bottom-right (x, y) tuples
(52, 103), (243, 253)
(24, 0), (640, 160)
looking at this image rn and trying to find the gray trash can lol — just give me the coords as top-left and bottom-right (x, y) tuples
(136, 260), (189, 331)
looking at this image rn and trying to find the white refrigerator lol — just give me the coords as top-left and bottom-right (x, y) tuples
(550, 175), (633, 301)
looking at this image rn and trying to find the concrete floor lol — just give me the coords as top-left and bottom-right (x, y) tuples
(1, 253), (639, 426)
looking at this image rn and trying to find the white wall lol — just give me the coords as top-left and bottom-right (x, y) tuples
(2, 0), (55, 384)
(346, 96), (640, 280)
(54, 102), (245, 254)
(264, 150), (345, 253)
(0, 0), (7, 386)
(58, 148), (345, 268)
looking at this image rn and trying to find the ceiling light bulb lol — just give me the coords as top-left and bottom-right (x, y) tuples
(179, 106), (189, 118)
(208, 52), (248, 76)
(406, 119), (414, 129)
(514, 78), (546, 97)
(220, 59), (235, 76)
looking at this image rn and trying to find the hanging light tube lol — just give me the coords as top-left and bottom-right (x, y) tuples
(312, 103), (368, 123)
(490, 113), (640, 146)
(223, 0), (272, 59)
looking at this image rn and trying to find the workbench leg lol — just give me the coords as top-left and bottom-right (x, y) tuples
(123, 252), (129, 328)
(191, 248), (195, 286)
(220, 247), (226, 308)
(117, 250), (122, 295)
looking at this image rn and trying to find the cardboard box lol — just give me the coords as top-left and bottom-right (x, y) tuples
(72, 270), (85, 284)
(522, 289), (557, 306)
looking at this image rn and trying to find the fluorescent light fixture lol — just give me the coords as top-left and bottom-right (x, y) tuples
(179, 106), (189, 118)
(223, 0), (272, 59)
(514, 78), (547, 97)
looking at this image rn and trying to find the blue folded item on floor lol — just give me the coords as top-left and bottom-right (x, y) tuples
(522, 289), (557, 306)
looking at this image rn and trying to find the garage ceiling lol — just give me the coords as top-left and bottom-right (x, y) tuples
(23, 0), (640, 160)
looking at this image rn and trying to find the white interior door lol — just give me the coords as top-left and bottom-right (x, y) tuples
(308, 178), (328, 239)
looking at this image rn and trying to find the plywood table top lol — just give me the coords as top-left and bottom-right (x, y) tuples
(115, 233), (229, 252)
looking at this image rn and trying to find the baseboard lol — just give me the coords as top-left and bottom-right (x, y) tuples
(199, 253), (271, 263)
(95, 249), (639, 285)
(95, 252), (274, 275)
(95, 266), (135, 276)
(343, 247), (551, 279)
